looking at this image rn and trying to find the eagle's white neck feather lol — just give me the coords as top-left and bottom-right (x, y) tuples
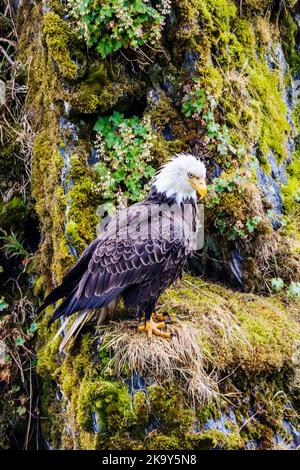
(153, 153), (206, 204)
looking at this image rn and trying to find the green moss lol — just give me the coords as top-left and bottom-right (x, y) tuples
(193, 429), (244, 450)
(35, 273), (300, 449)
(161, 275), (300, 372)
(43, 12), (78, 79)
(282, 11), (300, 73)
(72, 63), (147, 114)
(0, 197), (30, 233)
(18, 0), (300, 451)
(282, 152), (300, 246)
(248, 63), (289, 159)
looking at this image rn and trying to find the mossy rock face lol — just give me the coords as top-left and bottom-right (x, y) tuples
(36, 275), (300, 450)
(3, 0), (299, 449)
(17, 0), (300, 293)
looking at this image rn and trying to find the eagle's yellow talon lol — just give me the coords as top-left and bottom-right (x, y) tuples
(138, 315), (171, 339)
(153, 312), (171, 323)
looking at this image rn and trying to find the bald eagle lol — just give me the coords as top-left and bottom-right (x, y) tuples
(37, 154), (207, 342)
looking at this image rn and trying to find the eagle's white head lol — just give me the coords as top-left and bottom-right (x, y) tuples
(153, 153), (207, 204)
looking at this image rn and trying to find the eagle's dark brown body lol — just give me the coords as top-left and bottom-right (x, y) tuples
(37, 189), (197, 326)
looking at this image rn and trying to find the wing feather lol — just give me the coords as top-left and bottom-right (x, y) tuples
(46, 202), (190, 325)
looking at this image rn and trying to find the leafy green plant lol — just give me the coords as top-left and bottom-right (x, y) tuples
(246, 216), (261, 233)
(27, 322), (38, 336)
(271, 277), (285, 293)
(182, 88), (206, 117)
(0, 231), (31, 262)
(207, 175), (262, 241)
(93, 111), (155, 205)
(206, 175), (244, 209)
(182, 82), (245, 166)
(0, 297), (8, 312)
(294, 188), (300, 202)
(68, 0), (166, 58)
(16, 406), (26, 417)
(287, 281), (300, 299)
(15, 337), (25, 347)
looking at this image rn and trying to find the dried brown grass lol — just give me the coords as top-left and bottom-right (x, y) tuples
(100, 320), (219, 405)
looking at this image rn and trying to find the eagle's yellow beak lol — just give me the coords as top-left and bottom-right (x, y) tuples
(189, 177), (207, 200)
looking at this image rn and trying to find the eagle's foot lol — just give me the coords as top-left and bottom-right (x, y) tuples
(138, 316), (171, 338)
(152, 312), (171, 324)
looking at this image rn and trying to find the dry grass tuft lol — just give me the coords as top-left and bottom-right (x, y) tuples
(100, 321), (219, 405)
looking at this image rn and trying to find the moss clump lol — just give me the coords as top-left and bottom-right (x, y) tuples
(283, 153), (300, 214)
(282, 152), (300, 247)
(191, 429), (244, 450)
(36, 272), (300, 450)
(43, 12), (78, 79)
(78, 379), (133, 433)
(72, 63), (147, 114)
(0, 197), (30, 233)
(161, 275), (300, 372)
(248, 63), (289, 159)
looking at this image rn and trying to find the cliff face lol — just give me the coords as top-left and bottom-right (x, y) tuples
(0, 0), (300, 449)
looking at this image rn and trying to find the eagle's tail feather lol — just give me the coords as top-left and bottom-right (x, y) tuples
(58, 310), (95, 352)
(36, 238), (99, 315)
(57, 300), (118, 352)
(47, 287), (125, 327)
(36, 281), (76, 315)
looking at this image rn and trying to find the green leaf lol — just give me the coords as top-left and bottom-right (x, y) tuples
(15, 337), (25, 347)
(246, 216), (261, 233)
(105, 132), (117, 149)
(111, 111), (123, 126)
(217, 142), (228, 156)
(271, 278), (284, 292)
(207, 121), (220, 138)
(0, 297), (8, 311)
(17, 406), (26, 416)
(287, 282), (300, 299)
(27, 322), (38, 335)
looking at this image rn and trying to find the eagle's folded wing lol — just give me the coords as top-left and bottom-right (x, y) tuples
(47, 204), (187, 325)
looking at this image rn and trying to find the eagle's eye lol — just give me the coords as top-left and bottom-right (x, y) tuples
(188, 172), (193, 179)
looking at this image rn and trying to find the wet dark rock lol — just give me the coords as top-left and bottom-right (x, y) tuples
(266, 44), (287, 74)
(282, 419), (300, 448)
(148, 88), (160, 104)
(146, 417), (161, 435)
(183, 51), (199, 71)
(126, 372), (154, 399)
(88, 146), (100, 166)
(252, 154), (283, 228)
(268, 150), (288, 185)
(245, 440), (259, 450)
(162, 123), (174, 141)
(203, 415), (232, 435)
(284, 85), (294, 112)
(228, 250), (244, 286)
(55, 386), (63, 402)
(58, 117), (79, 195)
(67, 245), (78, 257)
(208, 161), (222, 180)
(92, 412), (101, 433)
(161, 79), (174, 96)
